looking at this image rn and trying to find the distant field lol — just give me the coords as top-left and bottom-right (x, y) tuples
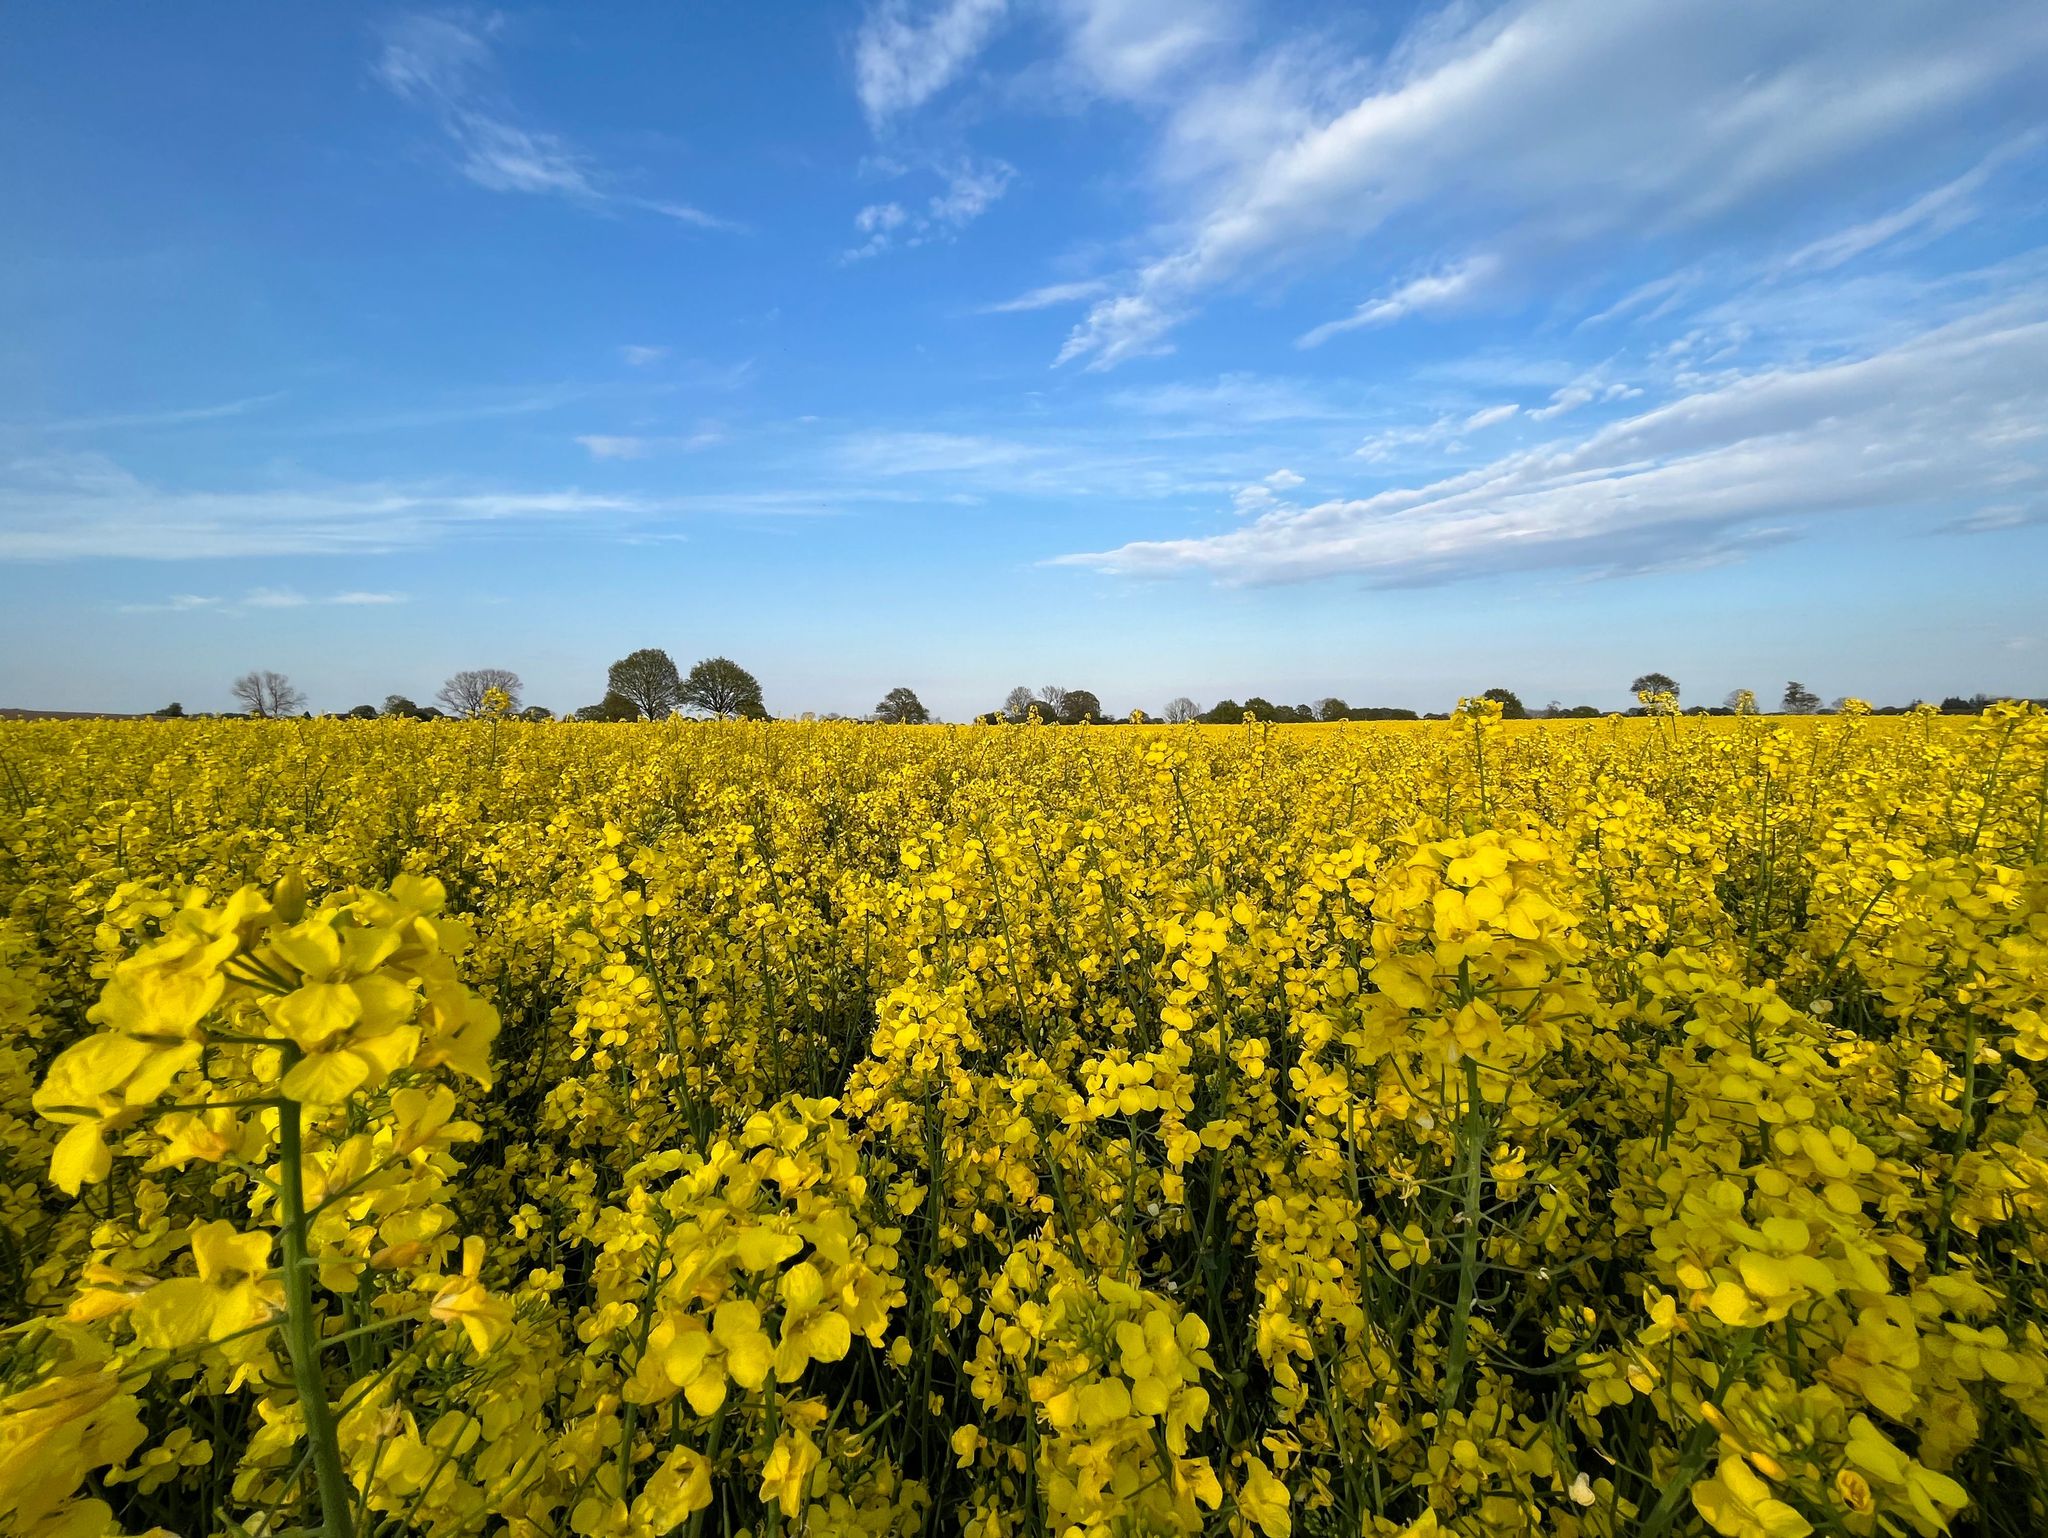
(2, 707), (2044, 1538)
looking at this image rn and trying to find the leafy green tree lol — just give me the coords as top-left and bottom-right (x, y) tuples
(345, 705), (379, 720)
(382, 694), (422, 719)
(1782, 681), (1821, 715)
(873, 687), (931, 724)
(1316, 697), (1350, 721)
(1631, 671), (1679, 701)
(680, 657), (766, 719)
(1199, 699), (1244, 724)
(575, 692), (640, 722)
(518, 705), (553, 722)
(154, 702), (185, 718)
(1059, 689), (1102, 725)
(1480, 688), (1528, 719)
(606, 648), (682, 720)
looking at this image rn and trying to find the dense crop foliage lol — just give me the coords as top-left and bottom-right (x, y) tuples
(2, 703), (2046, 1538)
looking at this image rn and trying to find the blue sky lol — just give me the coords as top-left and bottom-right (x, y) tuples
(3, 1), (2046, 719)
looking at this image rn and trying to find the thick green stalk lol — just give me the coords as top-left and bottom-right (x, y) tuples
(276, 1076), (356, 1538)
(1440, 1055), (1486, 1417)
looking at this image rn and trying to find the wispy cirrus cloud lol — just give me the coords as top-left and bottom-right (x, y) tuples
(574, 424), (726, 461)
(11, 393), (286, 435)
(978, 278), (1111, 313)
(118, 588), (410, 615)
(1062, 301), (2048, 585)
(1298, 256), (1500, 348)
(3, 450), (660, 560)
(1775, 132), (2042, 276)
(375, 12), (736, 229)
(0, 449), (938, 561)
(1052, 0), (2048, 367)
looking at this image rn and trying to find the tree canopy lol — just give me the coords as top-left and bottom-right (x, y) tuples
(679, 657), (766, 719)
(1630, 671), (1679, 700)
(606, 648), (682, 720)
(1059, 689), (1103, 725)
(575, 691), (641, 723)
(873, 687), (931, 725)
(1480, 688), (1529, 719)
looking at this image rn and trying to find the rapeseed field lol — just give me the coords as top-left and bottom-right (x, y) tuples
(2, 702), (2045, 1537)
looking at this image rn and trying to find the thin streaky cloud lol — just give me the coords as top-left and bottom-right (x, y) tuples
(1298, 257), (1501, 348)
(374, 13), (735, 229)
(1058, 0), (2048, 367)
(19, 393), (286, 435)
(1063, 301), (2048, 585)
(1775, 132), (2044, 276)
(978, 279), (1112, 313)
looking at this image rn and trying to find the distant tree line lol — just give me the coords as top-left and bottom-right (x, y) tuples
(167, 664), (2039, 723)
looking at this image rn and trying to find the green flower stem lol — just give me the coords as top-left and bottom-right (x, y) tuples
(276, 1059), (356, 1538)
(1440, 1054), (1487, 1417)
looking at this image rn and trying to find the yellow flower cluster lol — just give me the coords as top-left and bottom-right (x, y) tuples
(0, 703), (2043, 1538)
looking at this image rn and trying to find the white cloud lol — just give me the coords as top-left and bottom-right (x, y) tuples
(1527, 385), (1594, 421)
(1058, 0), (2048, 366)
(1461, 403), (1519, 432)
(1056, 0), (1237, 100)
(980, 278), (1112, 312)
(243, 587), (311, 609)
(1776, 133), (2040, 275)
(18, 394), (286, 435)
(1353, 415), (1458, 463)
(576, 435), (652, 461)
(117, 589), (408, 615)
(1, 452), (662, 559)
(620, 345), (669, 367)
(1264, 467), (1303, 489)
(1109, 373), (1343, 424)
(1063, 301), (2048, 584)
(575, 426), (725, 460)
(1298, 256), (1500, 348)
(929, 161), (1011, 225)
(116, 594), (225, 615)
(846, 162), (1012, 258)
(374, 14), (733, 228)
(1056, 292), (1179, 368)
(836, 431), (1035, 475)
(854, 0), (1009, 125)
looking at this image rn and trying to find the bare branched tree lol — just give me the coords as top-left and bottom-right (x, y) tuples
(231, 670), (306, 718)
(1002, 686), (1036, 723)
(1163, 696), (1200, 724)
(437, 668), (523, 718)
